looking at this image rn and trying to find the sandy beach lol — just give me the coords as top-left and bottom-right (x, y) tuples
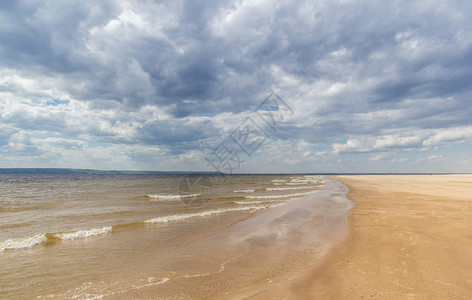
(248, 175), (472, 299)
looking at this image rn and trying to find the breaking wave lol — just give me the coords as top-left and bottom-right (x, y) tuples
(53, 227), (112, 240)
(0, 233), (47, 253)
(143, 204), (283, 224)
(245, 191), (317, 199)
(265, 186), (312, 191)
(146, 193), (201, 200)
(0, 226), (113, 253)
(232, 189), (255, 193)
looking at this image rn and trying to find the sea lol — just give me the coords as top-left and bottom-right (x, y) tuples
(0, 174), (353, 299)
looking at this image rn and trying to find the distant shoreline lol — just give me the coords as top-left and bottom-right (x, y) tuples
(0, 168), (468, 175)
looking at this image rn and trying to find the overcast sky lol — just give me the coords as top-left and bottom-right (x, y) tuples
(1, 0), (471, 173)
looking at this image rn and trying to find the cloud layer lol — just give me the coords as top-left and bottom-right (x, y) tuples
(1, 0), (471, 172)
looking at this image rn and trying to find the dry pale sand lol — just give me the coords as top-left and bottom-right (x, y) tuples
(246, 175), (472, 299)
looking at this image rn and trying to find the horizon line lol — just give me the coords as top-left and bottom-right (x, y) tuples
(0, 168), (470, 175)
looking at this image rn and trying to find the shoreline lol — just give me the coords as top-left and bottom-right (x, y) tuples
(245, 175), (472, 299)
(118, 177), (353, 299)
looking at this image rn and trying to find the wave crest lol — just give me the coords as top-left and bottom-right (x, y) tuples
(0, 233), (47, 253)
(0, 226), (113, 253)
(146, 193), (201, 200)
(233, 189), (255, 193)
(265, 186), (312, 191)
(143, 204), (283, 224)
(246, 191), (317, 199)
(54, 227), (112, 240)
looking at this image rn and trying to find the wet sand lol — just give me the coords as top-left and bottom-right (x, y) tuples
(247, 175), (472, 299)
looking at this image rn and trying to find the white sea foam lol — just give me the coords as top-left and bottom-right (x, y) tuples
(143, 277), (169, 287)
(233, 189), (255, 193)
(265, 186), (312, 191)
(48, 277), (170, 300)
(54, 226), (112, 240)
(0, 226), (114, 253)
(0, 233), (47, 253)
(285, 182), (309, 185)
(181, 273), (212, 279)
(271, 179), (286, 183)
(303, 175), (325, 184)
(246, 191), (317, 199)
(290, 180), (311, 183)
(127, 277), (170, 290)
(143, 204), (282, 224)
(219, 251), (248, 273)
(146, 193), (201, 200)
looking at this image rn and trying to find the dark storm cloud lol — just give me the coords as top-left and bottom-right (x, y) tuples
(0, 1), (118, 71)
